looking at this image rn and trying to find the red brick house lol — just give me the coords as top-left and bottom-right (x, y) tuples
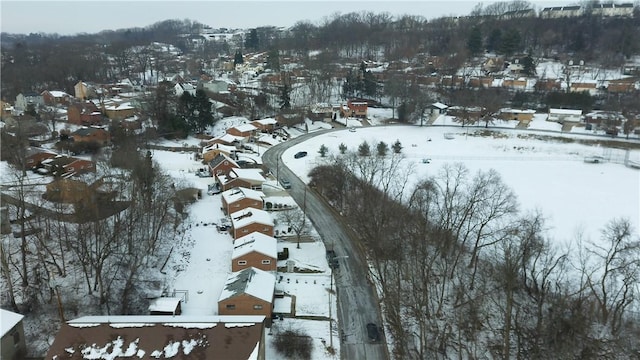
(71, 127), (111, 146)
(41, 90), (71, 106)
(221, 187), (264, 215)
(251, 118), (279, 132)
(208, 153), (239, 177)
(218, 267), (276, 322)
(67, 102), (103, 126)
(46, 315), (267, 360)
(344, 99), (368, 118)
(232, 232), (277, 272)
(216, 168), (267, 192)
(227, 123), (258, 138)
(607, 80), (635, 93)
(42, 155), (96, 177)
(24, 147), (57, 170)
(230, 208), (274, 239)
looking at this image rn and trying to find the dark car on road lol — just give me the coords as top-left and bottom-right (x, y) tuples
(294, 151), (308, 159)
(366, 323), (380, 342)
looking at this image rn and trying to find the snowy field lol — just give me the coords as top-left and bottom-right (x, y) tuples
(282, 125), (640, 249)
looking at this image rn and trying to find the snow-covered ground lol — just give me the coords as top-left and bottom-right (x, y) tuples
(150, 140), (341, 359)
(282, 125), (640, 248)
(4, 110), (636, 358)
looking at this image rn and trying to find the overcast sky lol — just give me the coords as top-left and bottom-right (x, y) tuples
(2, 0), (572, 35)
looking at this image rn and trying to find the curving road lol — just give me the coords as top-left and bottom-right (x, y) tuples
(263, 130), (388, 360)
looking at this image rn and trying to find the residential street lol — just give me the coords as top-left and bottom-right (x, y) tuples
(263, 131), (389, 360)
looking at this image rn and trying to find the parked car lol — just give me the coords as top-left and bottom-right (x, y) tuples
(196, 168), (211, 177)
(280, 179), (291, 189)
(366, 323), (380, 342)
(294, 151), (308, 159)
(348, 127), (356, 132)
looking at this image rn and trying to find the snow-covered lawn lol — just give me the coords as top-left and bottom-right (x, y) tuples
(282, 125), (640, 247)
(151, 145), (340, 359)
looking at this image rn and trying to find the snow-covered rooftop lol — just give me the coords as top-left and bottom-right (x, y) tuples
(68, 315), (265, 325)
(206, 133), (244, 144)
(232, 232), (277, 259)
(218, 267), (276, 303)
(232, 123), (258, 133)
(252, 118), (278, 125)
(549, 108), (582, 115)
(148, 297), (181, 313)
(230, 208), (274, 228)
(222, 187), (265, 204)
(1, 309), (24, 337)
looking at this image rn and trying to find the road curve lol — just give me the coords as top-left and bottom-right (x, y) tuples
(263, 130), (389, 360)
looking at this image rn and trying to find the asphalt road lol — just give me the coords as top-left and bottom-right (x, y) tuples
(263, 130), (388, 360)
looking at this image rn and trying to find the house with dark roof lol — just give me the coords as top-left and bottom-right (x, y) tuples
(208, 153), (239, 177)
(232, 232), (277, 272)
(46, 315), (266, 360)
(71, 127), (111, 145)
(218, 267), (276, 324)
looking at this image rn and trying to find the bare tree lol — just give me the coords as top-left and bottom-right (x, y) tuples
(278, 208), (311, 249)
(583, 218), (639, 334)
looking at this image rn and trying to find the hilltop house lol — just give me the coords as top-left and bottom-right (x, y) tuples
(67, 102), (103, 126)
(1, 309), (26, 360)
(218, 267), (276, 324)
(230, 208), (274, 239)
(41, 90), (71, 106)
(251, 118), (279, 132)
(221, 187), (265, 215)
(70, 127), (111, 145)
(232, 232), (278, 272)
(46, 315), (267, 360)
(15, 92), (44, 111)
(227, 123), (258, 138)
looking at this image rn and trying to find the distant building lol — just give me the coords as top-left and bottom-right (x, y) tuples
(548, 108), (582, 123)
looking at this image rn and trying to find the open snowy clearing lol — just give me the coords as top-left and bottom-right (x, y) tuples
(282, 125), (640, 249)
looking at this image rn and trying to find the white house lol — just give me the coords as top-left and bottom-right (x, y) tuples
(548, 108), (582, 123)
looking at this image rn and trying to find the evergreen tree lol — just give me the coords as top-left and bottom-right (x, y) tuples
(342, 70), (358, 99)
(487, 28), (502, 53)
(358, 141), (371, 156)
(245, 29), (259, 51)
(467, 26), (483, 56)
(500, 29), (521, 56)
(363, 70), (378, 98)
(339, 143), (347, 154)
(266, 48), (280, 71)
(279, 84), (291, 109)
(319, 144), (328, 157)
(194, 89), (214, 133)
(521, 54), (536, 77)
(392, 139), (403, 154)
(376, 141), (389, 156)
(234, 50), (244, 66)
